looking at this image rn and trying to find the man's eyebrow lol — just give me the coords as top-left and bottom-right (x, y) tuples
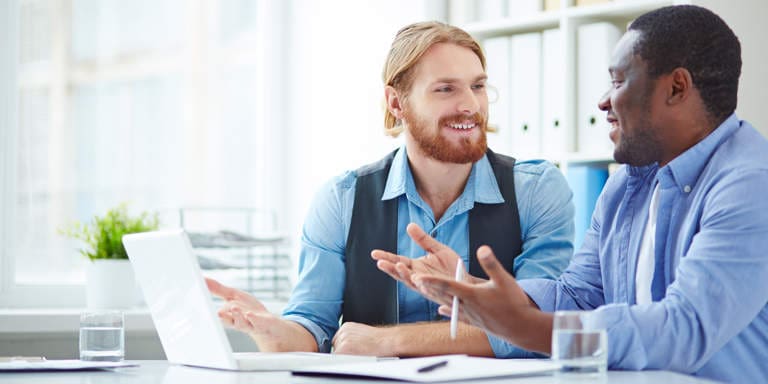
(431, 74), (488, 84)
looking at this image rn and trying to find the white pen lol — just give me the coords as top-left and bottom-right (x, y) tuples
(450, 258), (464, 340)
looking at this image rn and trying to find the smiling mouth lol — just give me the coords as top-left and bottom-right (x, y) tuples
(446, 122), (477, 131)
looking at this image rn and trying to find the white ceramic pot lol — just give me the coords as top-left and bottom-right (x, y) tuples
(85, 259), (137, 309)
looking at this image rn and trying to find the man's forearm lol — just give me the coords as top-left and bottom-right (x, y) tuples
(387, 322), (494, 357)
(253, 318), (319, 352)
(505, 309), (552, 355)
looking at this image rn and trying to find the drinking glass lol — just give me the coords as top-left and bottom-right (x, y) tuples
(79, 311), (125, 362)
(551, 310), (607, 377)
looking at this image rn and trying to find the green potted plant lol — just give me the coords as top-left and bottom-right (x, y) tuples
(61, 203), (159, 309)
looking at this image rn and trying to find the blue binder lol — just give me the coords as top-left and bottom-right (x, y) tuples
(566, 165), (609, 250)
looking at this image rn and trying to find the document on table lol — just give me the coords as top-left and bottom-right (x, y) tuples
(0, 360), (138, 371)
(292, 355), (560, 382)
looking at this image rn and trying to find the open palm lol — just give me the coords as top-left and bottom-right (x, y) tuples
(372, 223), (467, 292)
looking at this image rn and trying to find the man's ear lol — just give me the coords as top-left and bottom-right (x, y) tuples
(667, 67), (693, 106)
(385, 86), (404, 119)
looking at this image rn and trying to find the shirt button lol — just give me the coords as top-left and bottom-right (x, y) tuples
(683, 185), (691, 193)
(430, 229), (438, 238)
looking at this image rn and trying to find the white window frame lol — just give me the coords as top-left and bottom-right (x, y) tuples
(0, 0), (84, 307)
(0, 0), (290, 308)
(0, 0), (16, 305)
(1, 0), (446, 309)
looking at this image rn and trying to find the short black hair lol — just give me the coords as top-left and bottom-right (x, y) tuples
(629, 5), (741, 124)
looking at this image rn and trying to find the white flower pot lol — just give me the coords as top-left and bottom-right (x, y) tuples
(86, 259), (137, 309)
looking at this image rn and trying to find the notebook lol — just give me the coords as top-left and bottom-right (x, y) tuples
(123, 229), (378, 371)
(293, 355), (560, 382)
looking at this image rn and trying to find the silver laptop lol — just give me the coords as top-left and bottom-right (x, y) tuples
(123, 229), (377, 371)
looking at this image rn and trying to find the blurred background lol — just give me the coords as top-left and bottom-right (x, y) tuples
(1, 0), (766, 358)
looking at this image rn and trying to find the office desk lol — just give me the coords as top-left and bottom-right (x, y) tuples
(0, 360), (717, 384)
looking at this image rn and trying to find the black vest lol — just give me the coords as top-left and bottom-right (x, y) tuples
(341, 148), (522, 325)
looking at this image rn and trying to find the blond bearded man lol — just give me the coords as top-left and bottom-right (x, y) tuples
(207, 21), (574, 358)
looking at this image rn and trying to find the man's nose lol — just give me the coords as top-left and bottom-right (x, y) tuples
(598, 88), (611, 111)
(457, 88), (480, 115)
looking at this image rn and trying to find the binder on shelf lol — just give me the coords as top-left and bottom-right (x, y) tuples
(450, 1), (476, 26)
(475, 0), (507, 22)
(540, 28), (566, 158)
(507, 0), (542, 19)
(483, 36), (514, 155)
(575, 0), (612, 6)
(577, 22), (621, 157)
(509, 32), (542, 159)
(566, 164), (609, 250)
(543, 0), (561, 11)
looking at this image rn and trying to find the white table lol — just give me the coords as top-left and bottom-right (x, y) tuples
(0, 360), (719, 384)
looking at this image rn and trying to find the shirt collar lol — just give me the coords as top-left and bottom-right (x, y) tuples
(380, 145), (504, 205)
(473, 153), (505, 204)
(381, 146), (408, 200)
(625, 113), (741, 191)
(660, 113), (741, 191)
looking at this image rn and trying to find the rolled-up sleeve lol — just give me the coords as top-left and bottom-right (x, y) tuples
(282, 173), (356, 352)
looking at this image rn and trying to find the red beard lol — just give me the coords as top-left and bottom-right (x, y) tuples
(403, 109), (488, 164)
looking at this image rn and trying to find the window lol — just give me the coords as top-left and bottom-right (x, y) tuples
(1, 0), (284, 307)
(1, 0), (445, 308)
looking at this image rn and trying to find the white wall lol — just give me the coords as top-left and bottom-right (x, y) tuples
(280, 0), (446, 262)
(696, 0), (768, 136)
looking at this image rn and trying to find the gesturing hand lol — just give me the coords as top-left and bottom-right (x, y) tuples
(206, 277), (315, 352)
(412, 246), (552, 354)
(372, 223), (476, 292)
(206, 277), (270, 332)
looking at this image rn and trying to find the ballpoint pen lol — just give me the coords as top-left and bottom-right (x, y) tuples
(416, 359), (448, 373)
(450, 259), (464, 340)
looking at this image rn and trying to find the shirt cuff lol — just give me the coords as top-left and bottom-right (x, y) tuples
(282, 314), (331, 353)
(582, 303), (649, 369)
(518, 278), (558, 312)
(487, 332), (548, 358)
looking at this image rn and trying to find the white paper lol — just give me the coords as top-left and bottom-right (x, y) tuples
(293, 355), (560, 383)
(0, 360), (137, 371)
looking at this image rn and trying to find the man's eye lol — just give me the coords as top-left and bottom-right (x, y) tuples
(435, 86), (453, 93)
(471, 83), (485, 91)
(611, 80), (624, 88)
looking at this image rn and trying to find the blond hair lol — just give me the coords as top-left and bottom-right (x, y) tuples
(382, 21), (486, 137)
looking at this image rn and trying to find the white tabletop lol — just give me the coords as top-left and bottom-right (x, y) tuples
(0, 360), (719, 384)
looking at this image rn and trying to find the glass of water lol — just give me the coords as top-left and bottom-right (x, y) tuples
(551, 310), (607, 377)
(79, 311), (125, 361)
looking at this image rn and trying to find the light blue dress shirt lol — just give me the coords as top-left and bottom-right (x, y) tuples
(283, 146), (574, 357)
(520, 115), (768, 383)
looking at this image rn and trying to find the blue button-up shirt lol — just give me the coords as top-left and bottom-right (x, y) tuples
(520, 115), (768, 383)
(284, 146), (574, 357)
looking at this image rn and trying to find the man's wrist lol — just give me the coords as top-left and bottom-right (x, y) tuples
(383, 325), (405, 355)
(516, 308), (552, 354)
